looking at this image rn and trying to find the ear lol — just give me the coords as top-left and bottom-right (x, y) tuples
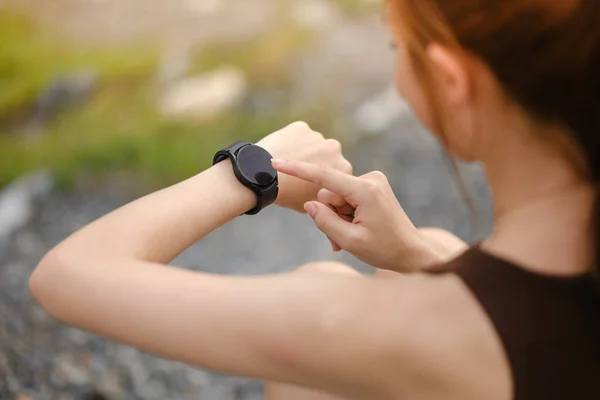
(425, 44), (472, 108)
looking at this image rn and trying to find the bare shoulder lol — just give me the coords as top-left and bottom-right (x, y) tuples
(370, 272), (512, 400)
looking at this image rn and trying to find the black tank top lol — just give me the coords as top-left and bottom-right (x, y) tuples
(430, 247), (600, 400)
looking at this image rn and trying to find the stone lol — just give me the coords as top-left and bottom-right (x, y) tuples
(94, 370), (123, 398)
(66, 329), (90, 347)
(133, 379), (167, 400)
(14, 392), (31, 400)
(160, 67), (248, 120)
(52, 354), (91, 386)
(0, 170), (53, 243)
(54, 395), (75, 400)
(28, 70), (98, 128)
(353, 85), (411, 135)
(157, 43), (193, 88)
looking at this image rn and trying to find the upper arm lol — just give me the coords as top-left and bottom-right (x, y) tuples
(383, 273), (512, 400)
(30, 255), (389, 398)
(31, 252), (511, 400)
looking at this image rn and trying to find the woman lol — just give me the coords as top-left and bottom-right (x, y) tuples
(30, 0), (600, 399)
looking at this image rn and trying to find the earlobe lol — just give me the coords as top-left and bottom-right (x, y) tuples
(426, 44), (471, 107)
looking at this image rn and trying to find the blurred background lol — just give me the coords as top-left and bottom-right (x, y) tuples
(0, 0), (493, 399)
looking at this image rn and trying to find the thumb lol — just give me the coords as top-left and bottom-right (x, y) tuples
(304, 201), (357, 249)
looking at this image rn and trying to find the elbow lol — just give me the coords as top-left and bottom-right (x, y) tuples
(29, 248), (73, 319)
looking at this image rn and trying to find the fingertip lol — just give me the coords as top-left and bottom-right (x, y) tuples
(304, 201), (317, 217)
(317, 187), (329, 197)
(271, 159), (286, 169)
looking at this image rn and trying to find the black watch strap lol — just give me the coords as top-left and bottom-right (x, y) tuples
(213, 141), (250, 165)
(250, 179), (278, 215)
(213, 141), (279, 215)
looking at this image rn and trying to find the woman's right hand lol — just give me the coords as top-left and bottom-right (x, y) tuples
(272, 159), (446, 273)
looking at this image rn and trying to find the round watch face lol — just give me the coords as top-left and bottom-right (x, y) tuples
(236, 145), (277, 186)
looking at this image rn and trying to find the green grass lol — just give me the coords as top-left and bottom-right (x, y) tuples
(0, 9), (327, 190)
(0, 81), (311, 188)
(0, 12), (157, 122)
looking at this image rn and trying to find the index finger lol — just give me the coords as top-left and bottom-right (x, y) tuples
(271, 159), (358, 197)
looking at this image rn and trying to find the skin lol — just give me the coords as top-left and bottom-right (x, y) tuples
(29, 8), (594, 400)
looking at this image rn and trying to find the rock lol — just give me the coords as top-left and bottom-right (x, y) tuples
(93, 371), (123, 398)
(80, 392), (109, 400)
(66, 328), (90, 347)
(133, 379), (167, 400)
(353, 85), (412, 136)
(28, 70), (98, 129)
(288, 12), (394, 111)
(185, 368), (209, 387)
(14, 392), (31, 400)
(52, 354), (91, 386)
(289, 0), (340, 30)
(160, 67), (248, 120)
(0, 352), (21, 393)
(54, 395), (75, 400)
(157, 44), (193, 89)
(0, 170), (53, 248)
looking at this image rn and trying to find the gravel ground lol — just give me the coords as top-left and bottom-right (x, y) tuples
(0, 114), (493, 400)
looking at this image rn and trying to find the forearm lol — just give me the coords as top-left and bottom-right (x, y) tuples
(28, 123), (375, 394)
(50, 160), (255, 264)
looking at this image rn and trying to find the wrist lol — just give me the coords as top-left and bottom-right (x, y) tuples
(413, 235), (446, 269)
(202, 160), (257, 216)
(391, 233), (445, 273)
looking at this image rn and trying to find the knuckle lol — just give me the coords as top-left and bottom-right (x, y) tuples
(363, 179), (380, 194)
(369, 170), (388, 183)
(342, 160), (353, 174)
(326, 139), (342, 152)
(361, 172), (388, 196)
(290, 121), (310, 131)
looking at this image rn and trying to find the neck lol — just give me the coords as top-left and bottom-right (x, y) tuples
(480, 116), (595, 276)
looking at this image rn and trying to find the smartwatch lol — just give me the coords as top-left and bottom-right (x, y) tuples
(213, 141), (279, 215)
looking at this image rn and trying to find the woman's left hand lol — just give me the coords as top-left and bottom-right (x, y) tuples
(257, 121), (352, 213)
(272, 159), (444, 272)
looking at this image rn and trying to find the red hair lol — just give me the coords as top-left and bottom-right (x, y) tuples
(390, 0), (600, 275)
